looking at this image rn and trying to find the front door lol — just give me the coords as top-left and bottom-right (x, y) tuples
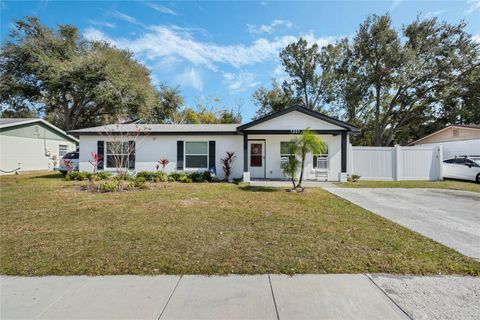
(248, 141), (265, 178)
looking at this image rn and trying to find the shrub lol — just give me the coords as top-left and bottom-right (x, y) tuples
(133, 177), (148, 189)
(114, 172), (133, 181)
(98, 180), (120, 192)
(153, 171), (168, 182)
(65, 171), (91, 181)
(168, 171), (187, 182)
(349, 174), (361, 183)
(96, 171), (112, 180)
(188, 171), (205, 182)
(221, 151), (236, 181)
(137, 171), (168, 182)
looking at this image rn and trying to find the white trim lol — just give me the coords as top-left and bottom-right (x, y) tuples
(0, 119), (79, 143)
(184, 141), (209, 170)
(105, 141), (130, 169)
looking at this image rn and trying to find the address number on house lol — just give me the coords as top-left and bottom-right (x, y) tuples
(290, 129), (301, 134)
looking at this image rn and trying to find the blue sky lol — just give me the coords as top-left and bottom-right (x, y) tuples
(1, 1), (479, 122)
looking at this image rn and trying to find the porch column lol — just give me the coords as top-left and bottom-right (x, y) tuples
(340, 131), (348, 182)
(243, 133), (250, 182)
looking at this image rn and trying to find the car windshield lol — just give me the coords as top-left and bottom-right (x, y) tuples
(470, 157), (480, 166)
(63, 152), (79, 160)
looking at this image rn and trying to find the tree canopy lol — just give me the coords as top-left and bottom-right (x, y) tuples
(0, 17), (160, 130)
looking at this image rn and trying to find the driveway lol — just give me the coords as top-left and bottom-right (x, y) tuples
(325, 188), (480, 260)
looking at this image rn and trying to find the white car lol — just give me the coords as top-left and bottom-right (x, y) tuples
(59, 151), (79, 174)
(443, 156), (480, 183)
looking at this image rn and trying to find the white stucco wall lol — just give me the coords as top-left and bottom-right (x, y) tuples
(79, 133), (343, 181)
(247, 111), (341, 131)
(248, 134), (342, 181)
(0, 135), (76, 174)
(79, 135), (244, 180)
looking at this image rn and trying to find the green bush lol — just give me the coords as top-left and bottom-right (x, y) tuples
(348, 174), (361, 183)
(113, 172), (133, 181)
(133, 177), (148, 189)
(186, 171), (213, 182)
(96, 171), (112, 180)
(65, 171), (91, 181)
(168, 171), (187, 182)
(98, 180), (120, 192)
(137, 171), (168, 182)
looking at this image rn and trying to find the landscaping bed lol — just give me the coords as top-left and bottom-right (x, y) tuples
(1, 172), (479, 276)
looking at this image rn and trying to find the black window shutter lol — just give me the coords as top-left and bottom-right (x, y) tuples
(128, 141), (136, 170)
(313, 155), (318, 168)
(97, 141), (104, 170)
(177, 141), (184, 170)
(209, 141), (216, 171)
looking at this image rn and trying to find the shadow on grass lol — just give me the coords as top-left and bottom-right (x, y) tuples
(29, 172), (65, 180)
(238, 185), (280, 192)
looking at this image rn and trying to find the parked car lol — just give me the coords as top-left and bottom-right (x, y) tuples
(59, 150), (79, 174)
(443, 155), (480, 182)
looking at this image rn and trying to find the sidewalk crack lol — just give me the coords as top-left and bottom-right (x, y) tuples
(365, 274), (413, 320)
(268, 274), (280, 320)
(157, 275), (182, 320)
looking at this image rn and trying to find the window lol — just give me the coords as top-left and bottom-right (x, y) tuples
(313, 146), (329, 170)
(443, 158), (455, 164)
(454, 158), (466, 165)
(59, 145), (68, 157)
(106, 141), (130, 168)
(280, 141), (295, 168)
(185, 141), (208, 169)
(63, 152), (79, 160)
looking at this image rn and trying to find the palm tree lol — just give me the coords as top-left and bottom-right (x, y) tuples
(280, 141), (300, 190)
(296, 128), (327, 189)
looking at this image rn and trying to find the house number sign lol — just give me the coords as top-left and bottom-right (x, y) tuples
(290, 129), (301, 134)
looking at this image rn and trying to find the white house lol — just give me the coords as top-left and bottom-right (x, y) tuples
(0, 118), (78, 174)
(69, 106), (359, 181)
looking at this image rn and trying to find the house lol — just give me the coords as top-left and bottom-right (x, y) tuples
(0, 118), (79, 174)
(69, 106), (359, 181)
(410, 125), (480, 159)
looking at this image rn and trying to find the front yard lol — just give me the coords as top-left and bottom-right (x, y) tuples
(1, 172), (479, 276)
(336, 179), (480, 193)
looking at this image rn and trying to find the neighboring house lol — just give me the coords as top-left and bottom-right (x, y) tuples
(410, 125), (480, 159)
(69, 106), (359, 181)
(0, 118), (78, 174)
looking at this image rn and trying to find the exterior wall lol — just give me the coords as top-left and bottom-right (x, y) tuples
(415, 127), (480, 144)
(247, 134), (342, 181)
(78, 133), (343, 181)
(246, 111), (341, 130)
(416, 139), (480, 159)
(0, 135), (76, 174)
(79, 135), (244, 180)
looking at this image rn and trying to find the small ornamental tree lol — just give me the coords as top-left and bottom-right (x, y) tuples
(63, 159), (74, 172)
(280, 141), (300, 190)
(89, 152), (103, 175)
(220, 152), (236, 181)
(159, 159), (169, 171)
(296, 128), (327, 189)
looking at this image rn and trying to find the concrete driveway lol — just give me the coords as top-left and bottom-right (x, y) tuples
(325, 188), (480, 260)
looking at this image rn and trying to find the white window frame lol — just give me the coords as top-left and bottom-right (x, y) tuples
(105, 141), (130, 169)
(184, 141), (209, 170)
(313, 145), (329, 171)
(280, 141), (295, 168)
(59, 145), (68, 157)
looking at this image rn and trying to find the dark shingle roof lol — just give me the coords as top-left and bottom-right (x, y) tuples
(69, 123), (239, 135)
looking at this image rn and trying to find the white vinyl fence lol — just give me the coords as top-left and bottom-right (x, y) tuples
(348, 145), (443, 181)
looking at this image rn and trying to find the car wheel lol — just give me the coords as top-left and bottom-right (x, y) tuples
(476, 173), (480, 183)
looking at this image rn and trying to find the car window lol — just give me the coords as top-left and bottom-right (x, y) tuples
(454, 158), (466, 164)
(63, 152), (79, 160)
(443, 159), (455, 164)
(471, 158), (480, 166)
(466, 160), (477, 166)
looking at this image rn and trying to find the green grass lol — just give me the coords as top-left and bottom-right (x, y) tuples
(335, 179), (480, 193)
(1, 172), (479, 276)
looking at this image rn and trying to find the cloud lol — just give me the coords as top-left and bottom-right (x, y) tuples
(247, 20), (293, 34)
(223, 72), (260, 94)
(175, 68), (203, 91)
(89, 20), (116, 29)
(423, 10), (445, 18)
(465, 0), (480, 14)
(112, 10), (144, 27)
(388, 0), (402, 12)
(83, 25), (336, 71)
(144, 2), (178, 15)
(472, 35), (480, 43)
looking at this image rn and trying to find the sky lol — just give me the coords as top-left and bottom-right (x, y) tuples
(1, 0), (479, 122)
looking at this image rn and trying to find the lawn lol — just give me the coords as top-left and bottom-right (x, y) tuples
(336, 179), (480, 193)
(1, 172), (479, 276)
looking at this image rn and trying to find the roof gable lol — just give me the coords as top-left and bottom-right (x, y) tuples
(0, 118), (79, 143)
(237, 106), (359, 132)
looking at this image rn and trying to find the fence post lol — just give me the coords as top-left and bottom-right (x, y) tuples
(395, 145), (402, 181)
(438, 145), (443, 181)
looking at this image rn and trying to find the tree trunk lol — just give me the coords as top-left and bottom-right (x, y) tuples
(297, 152), (306, 188)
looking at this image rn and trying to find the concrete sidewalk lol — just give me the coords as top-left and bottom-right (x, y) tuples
(2, 274), (479, 320)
